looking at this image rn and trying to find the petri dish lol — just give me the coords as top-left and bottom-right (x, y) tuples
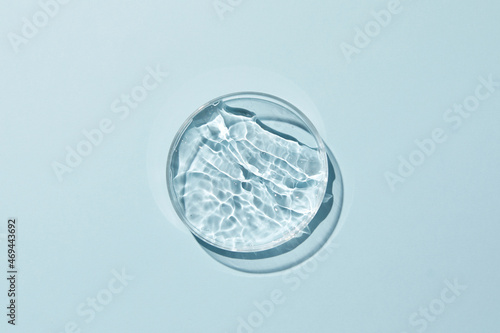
(167, 92), (329, 253)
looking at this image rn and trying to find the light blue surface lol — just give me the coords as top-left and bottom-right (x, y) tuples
(1, 0), (499, 332)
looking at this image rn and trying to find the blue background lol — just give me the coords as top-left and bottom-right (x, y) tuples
(1, 0), (499, 332)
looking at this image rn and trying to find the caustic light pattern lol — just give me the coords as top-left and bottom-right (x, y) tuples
(170, 102), (327, 251)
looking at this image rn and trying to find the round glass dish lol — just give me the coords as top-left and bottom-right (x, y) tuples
(167, 92), (328, 253)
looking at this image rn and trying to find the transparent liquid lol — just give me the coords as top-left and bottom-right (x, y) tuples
(170, 100), (327, 251)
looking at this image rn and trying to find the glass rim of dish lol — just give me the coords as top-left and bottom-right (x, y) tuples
(166, 91), (329, 253)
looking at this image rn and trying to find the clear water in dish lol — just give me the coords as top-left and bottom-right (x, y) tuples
(169, 98), (327, 251)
